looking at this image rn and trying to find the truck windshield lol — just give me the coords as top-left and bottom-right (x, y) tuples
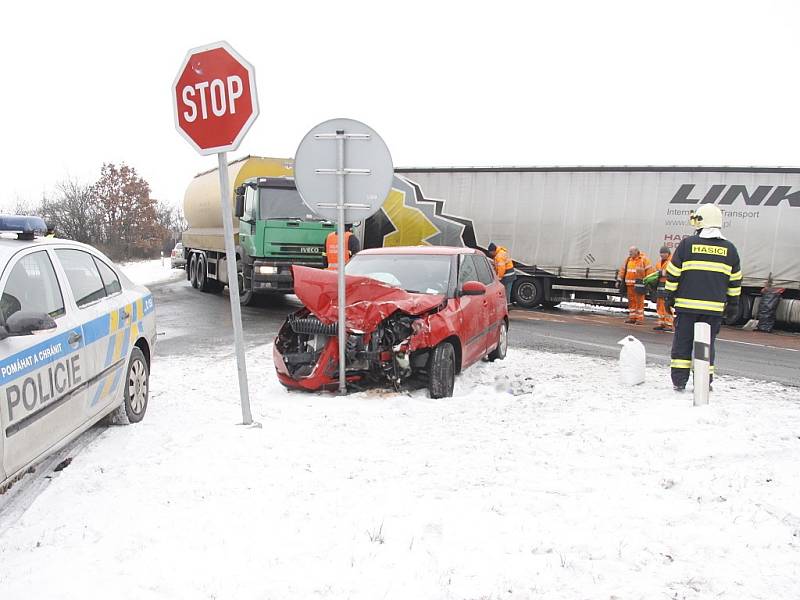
(258, 188), (318, 220)
(345, 254), (451, 295)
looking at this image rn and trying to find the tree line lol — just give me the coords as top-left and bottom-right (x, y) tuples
(12, 163), (185, 261)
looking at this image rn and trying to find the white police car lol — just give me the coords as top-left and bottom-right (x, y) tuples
(0, 216), (156, 492)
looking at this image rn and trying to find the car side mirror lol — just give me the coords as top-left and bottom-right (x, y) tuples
(460, 281), (487, 296)
(235, 189), (245, 218)
(0, 311), (57, 338)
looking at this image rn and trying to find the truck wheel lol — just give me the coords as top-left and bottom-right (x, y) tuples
(428, 341), (456, 398)
(237, 270), (256, 306)
(513, 278), (544, 308)
(196, 256), (220, 293)
(488, 320), (508, 362)
(189, 254), (199, 289)
(724, 294), (752, 326)
(110, 347), (148, 425)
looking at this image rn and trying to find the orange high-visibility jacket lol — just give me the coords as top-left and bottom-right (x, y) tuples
(618, 252), (655, 284)
(325, 231), (353, 270)
(656, 254), (672, 284)
(494, 246), (514, 278)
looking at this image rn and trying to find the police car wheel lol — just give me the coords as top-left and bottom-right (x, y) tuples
(115, 347), (149, 425)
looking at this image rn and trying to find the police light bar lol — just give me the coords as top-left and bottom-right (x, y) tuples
(0, 215), (48, 239)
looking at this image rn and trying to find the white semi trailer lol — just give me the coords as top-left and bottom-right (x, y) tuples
(387, 167), (800, 326)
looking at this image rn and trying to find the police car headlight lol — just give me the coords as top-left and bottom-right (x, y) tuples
(257, 265), (278, 275)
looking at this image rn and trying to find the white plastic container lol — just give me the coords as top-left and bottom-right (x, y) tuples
(618, 335), (646, 386)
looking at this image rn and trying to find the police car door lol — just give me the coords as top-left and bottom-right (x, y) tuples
(53, 249), (130, 422)
(0, 248), (88, 478)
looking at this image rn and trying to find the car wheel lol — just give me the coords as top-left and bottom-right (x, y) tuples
(488, 320), (508, 361)
(189, 254), (199, 289)
(513, 278), (543, 308)
(428, 341), (456, 399)
(111, 347), (149, 425)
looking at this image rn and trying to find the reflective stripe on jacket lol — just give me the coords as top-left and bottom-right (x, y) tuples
(664, 235), (742, 315)
(493, 246), (514, 278)
(618, 253), (655, 284)
(325, 231), (353, 270)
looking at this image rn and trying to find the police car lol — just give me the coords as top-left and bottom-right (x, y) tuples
(0, 216), (156, 492)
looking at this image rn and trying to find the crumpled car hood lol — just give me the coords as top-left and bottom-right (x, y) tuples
(292, 265), (445, 331)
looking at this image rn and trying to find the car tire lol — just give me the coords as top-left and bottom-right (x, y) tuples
(189, 254), (199, 289)
(488, 320), (508, 361)
(428, 341), (456, 399)
(110, 347), (149, 425)
(513, 277), (544, 308)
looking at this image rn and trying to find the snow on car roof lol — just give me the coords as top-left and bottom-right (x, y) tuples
(357, 245), (481, 256)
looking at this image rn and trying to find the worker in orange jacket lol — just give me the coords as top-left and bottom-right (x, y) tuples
(617, 246), (655, 324)
(653, 245), (674, 332)
(488, 242), (515, 306)
(324, 223), (361, 270)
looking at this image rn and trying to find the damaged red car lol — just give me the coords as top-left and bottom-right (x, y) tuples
(274, 246), (509, 397)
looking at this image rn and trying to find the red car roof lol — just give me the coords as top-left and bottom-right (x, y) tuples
(357, 245), (480, 256)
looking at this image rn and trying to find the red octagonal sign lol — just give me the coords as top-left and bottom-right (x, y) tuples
(172, 41), (259, 155)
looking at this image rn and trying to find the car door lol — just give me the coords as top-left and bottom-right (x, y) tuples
(474, 253), (502, 349)
(53, 248), (131, 422)
(0, 248), (87, 478)
(455, 254), (490, 365)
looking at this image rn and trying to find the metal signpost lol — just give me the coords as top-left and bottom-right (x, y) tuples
(294, 118), (394, 394)
(693, 322), (712, 406)
(173, 41), (258, 424)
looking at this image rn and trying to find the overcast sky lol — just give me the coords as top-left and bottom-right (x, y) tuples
(1, 0), (797, 211)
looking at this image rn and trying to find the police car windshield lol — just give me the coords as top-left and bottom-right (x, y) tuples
(258, 188), (321, 221)
(345, 254), (451, 295)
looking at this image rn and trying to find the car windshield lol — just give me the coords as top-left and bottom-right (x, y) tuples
(345, 254), (451, 295)
(258, 187), (319, 220)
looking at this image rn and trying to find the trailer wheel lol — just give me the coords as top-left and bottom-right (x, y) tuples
(513, 278), (544, 308)
(189, 254), (199, 289)
(724, 294), (752, 326)
(428, 341), (456, 399)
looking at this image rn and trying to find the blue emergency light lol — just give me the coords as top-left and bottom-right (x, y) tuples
(0, 215), (48, 240)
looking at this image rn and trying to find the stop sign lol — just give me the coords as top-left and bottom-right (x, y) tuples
(172, 41), (259, 155)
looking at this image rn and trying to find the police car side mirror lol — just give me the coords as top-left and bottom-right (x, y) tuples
(2, 311), (57, 337)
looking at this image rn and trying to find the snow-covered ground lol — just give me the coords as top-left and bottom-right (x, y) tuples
(118, 258), (182, 286)
(1, 346), (798, 599)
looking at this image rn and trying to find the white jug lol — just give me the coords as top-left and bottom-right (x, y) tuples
(617, 335), (646, 386)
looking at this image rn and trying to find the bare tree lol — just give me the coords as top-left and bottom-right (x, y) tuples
(40, 178), (102, 243)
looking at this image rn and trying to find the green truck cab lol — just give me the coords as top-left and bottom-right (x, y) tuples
(233, 177), (333, 302)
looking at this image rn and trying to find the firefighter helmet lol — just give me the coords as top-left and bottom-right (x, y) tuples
(689, 204), (723, 229)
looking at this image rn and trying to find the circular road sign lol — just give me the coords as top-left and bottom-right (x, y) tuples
(172, 41), (259, 156)
(294, 118), (394, 223)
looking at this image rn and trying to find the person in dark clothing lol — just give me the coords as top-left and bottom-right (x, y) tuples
(664, 204), (742, 391)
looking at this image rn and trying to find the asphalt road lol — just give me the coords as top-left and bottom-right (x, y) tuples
(151, 274), (800, 387)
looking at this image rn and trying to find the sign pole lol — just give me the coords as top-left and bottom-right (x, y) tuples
(218, 151), (253, 423)
(693, 321), (711, 406)
(336, 130), (347, 395)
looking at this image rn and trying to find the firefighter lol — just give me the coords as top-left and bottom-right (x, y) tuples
(487, 242), (515, 306)
(664, 204), (742, 391)
(616, 246), (655, 324)
(324, 223), (360, 270)
(653, 245), (674, 332)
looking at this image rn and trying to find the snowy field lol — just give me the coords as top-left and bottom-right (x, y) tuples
(118, 258), (183, 286)
(1, 344), (798, 599)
